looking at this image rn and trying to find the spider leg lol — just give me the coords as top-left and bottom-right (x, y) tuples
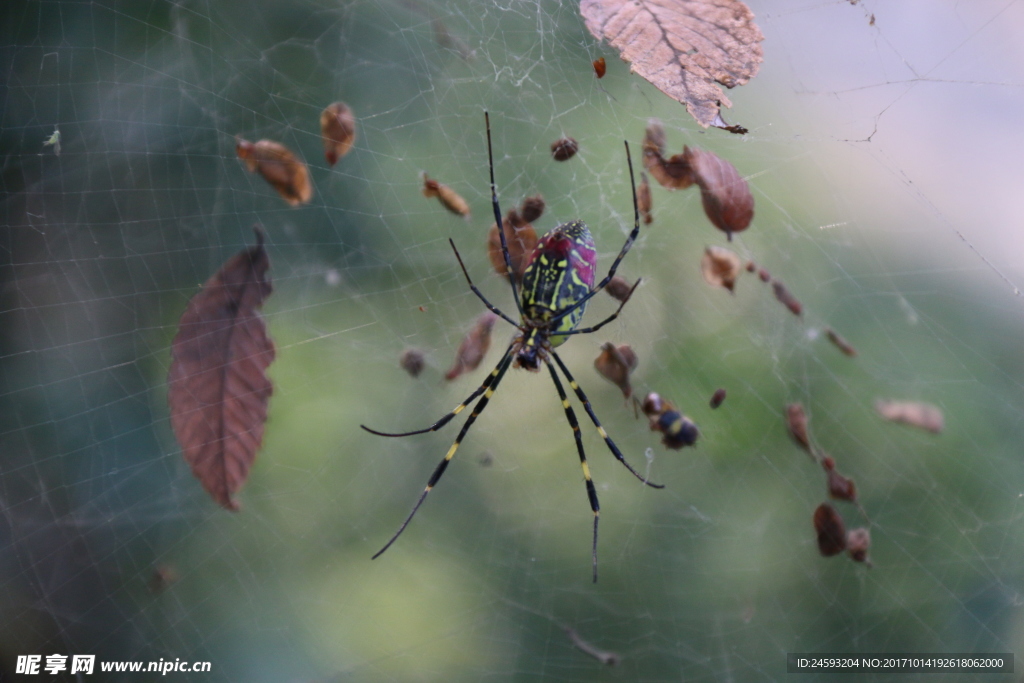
(550, 351), (664, 489)
(545, 361), (601, 583)
(372, 350), (515, 559)
(484, 111), (526, 318)
(449, 239), (519, 327)
(549, 139), (640, 327)
(361, 344), (514, 437)
(557, 278), (641, 338)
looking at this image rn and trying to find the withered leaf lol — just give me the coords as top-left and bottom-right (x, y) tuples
(785, 403), (812, 455)
(580, 0), (764, 131)
(642, 120), (695, 190)
(709, 388), (726, 409)
(592, 57), (607, 78)
(488, 200), (540, 283)
(875, 400), (944, 434)
(824, 327), (857, 357)
(422, 173), (471, 217)
(399, 348), (426, 378)
(168, 229), (275, 510)
(821, 455), (857, 504)
(605, 275), (635, 303)
(551, 137), (579, 161)
(772, 280), (802, 317)
(236, 138), (312, 206)
(637, 172), (653, 224)
(846, 527), (872, 565)
(686, 146), (754, 238)
(701, 245), (743, 292)
(320, 102), (357, 166)
(813, 503), (847, 557)
(594, 342), (639, 399)
(445, 311), (498, 381)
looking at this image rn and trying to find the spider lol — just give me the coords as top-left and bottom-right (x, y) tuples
(362, 112), (663, 582)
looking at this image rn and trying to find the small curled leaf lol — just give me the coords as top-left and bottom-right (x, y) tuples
(701, 245), (743, 292)
(320, 102), (357, 166)
(605, 275), (635, 303)
(875, 400), (944, 434)
(594, 342), (639, 399)
(236, 138), (312, 206)
(445, 312), (498, 381)
(637, 173), (653, 225)
(422, 173), (470, 217)
(785, 403), (812, 455)
(399, 348), (426, 378)
(846, 528), (872, 566)
(487, 196), (542, 283)
(592, 57), (607, 78)
(519, 195), (546, 223)
(824, 327), (858, 357)
(813, 503), (847, 557)
(822, 455), (857, 504)
(772, 280), (803, 317)
(551, 137), (579, 161)
(709, 388), (726, 409)
(642, 121), (695, 190)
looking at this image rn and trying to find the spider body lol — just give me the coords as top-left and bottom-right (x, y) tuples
(362, 113), (662, 582)
(514, 220), (597, 370)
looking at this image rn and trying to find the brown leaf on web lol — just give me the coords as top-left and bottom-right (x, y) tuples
(236, 138), (312, 206)
(813, 503), (847, 557)
(686, 146), (754, 239)
(168, 229), (275, 510)
(487, 196), (543, 283)
(445, 311), (499, 381)
(320, 102), (357, 166)
(580, 0), (764, 132)
(422, 173), (471, 217)
(701, 245), (742, 292)
(594, 342), (639, 399)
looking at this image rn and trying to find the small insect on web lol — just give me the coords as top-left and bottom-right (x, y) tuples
(361, 112), (663, 582)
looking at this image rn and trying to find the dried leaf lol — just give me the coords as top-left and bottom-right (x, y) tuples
(824, 327), (857, 357)
(605, 275), (634, 302)
(785, 403), (812, 454)
(637, 172), (653, 224)
(236, 138), (312, 206)
(320, 102), (357, 166)
(592, 57), (607, 78)
(399, 348), (426, 378)
(701, 245), (743, 292)
(822, 455), (857, 504)
(519, 195), (546, 223)
(445, 311), (498, 381)
(551, 137), (579, 161)
(594, 342), (639, 399)
(642, 120), (695, 190)
(488, 196), (544, 282)
(875, 400), (944, 434)
(709, 388), (726, 409)
(168, 229), (275, 510)
(813, 503), (847, 557)
(580, 0), (764, 131)
(422, 173), (470, 217)
(686, 146), (754, 238)
(772, 280), (803, 317)
(846, 527), (872, 565)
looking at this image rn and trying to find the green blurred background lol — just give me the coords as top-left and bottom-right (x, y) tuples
(2, 0), (1023, 680)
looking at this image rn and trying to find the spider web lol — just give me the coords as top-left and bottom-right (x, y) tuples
(2, 0), (1023, 680)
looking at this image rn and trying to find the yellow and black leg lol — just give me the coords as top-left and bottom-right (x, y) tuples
(551, 351), (664, 489)
(372, 350), (515, 559)
(545, 361), (601, 583)
(361, 346), (514, 438)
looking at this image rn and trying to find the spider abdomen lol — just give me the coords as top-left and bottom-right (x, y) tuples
(520, 220), (597, 346)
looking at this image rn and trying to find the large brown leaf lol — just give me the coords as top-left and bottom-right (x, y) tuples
(580, 0), (764, 131)
(168, 229), (275, 510)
